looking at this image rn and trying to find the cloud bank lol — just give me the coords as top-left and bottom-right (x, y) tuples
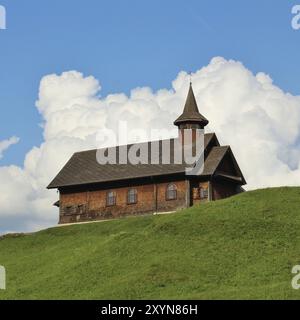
(1, 57), (300, 234)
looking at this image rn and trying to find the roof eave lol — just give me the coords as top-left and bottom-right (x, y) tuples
(174, 118), (209, 126)
(47, 170), (190, 190)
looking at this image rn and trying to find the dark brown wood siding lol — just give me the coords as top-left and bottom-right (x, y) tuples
(59, 179), (187, 224)
(212, 180), (238, 200)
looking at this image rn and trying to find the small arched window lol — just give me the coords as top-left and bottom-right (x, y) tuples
(166, 183), (177, 200)
(127, 189), (138, 204)
(106, 191), (116, 206)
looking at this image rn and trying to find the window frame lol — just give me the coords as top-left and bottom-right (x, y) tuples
(78, 204), (85, 214)
(127, 188), (138, 205)
(200, 187), (209, 200)
(166, 183), (177, 201)
(106, 190), (116, 207)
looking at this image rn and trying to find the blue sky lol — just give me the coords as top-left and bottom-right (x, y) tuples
(0, 0), (299, 167)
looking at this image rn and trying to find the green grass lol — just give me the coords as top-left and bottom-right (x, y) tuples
(1, 187), (300, 300)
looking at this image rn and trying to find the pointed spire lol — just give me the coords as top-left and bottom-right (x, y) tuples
(174, 83), (209, 128)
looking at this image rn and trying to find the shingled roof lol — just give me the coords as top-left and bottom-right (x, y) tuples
(47, 133), (245, 189)
(174, 83), (209, 127)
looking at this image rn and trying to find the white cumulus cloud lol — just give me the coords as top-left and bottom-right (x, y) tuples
(0, 57), (300, 234)
(0, 136), (19, 159)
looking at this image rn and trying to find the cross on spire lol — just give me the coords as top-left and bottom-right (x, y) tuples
(188, 72), (193, 85)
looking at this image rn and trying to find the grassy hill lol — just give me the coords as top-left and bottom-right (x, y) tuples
(1, 187), (300, 300)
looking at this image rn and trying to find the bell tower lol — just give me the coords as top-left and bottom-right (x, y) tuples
(174, 83), (209, 144)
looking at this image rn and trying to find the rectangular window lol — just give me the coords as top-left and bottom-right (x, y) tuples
(166, 184), (177, 200)
(107, 191), (116, 206)
(78, 205), (85, 214)
(127, 189), (137, 204)
(200, 187), (208, 199)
